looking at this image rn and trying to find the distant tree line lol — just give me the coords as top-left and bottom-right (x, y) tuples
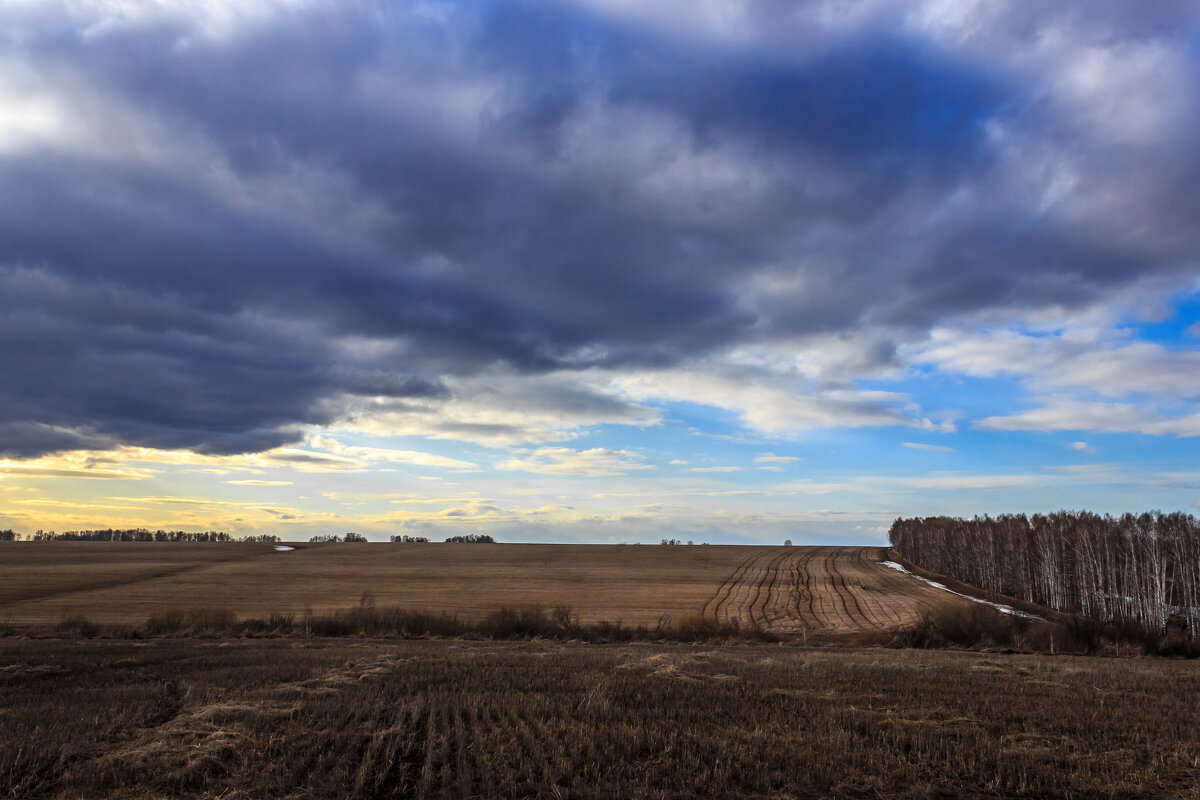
(309, 532), (367, 543)
(24, 528), (236, 542)
(890, 511), (1200, 631)
(9, 529), (282, 542)
(5, 528), (501, 543)
(444, 533), (496, 543)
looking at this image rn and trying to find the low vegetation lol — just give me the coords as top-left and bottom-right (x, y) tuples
(8, 598), (773, 644)
(892, 601), (1197, 656)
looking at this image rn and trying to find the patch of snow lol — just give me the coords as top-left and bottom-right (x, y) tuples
(881, 561), (1041, 620)
(274, 545), (294, 551)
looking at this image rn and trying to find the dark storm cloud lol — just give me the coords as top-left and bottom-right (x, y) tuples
(1, 0), (1198, 456)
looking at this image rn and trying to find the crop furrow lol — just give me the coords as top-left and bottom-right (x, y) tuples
(755, 549), (791, 631)
(831, 548), (872, 630)
(702, 551), (762, 623)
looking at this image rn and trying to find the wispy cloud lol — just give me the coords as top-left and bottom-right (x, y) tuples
(902, 442), (956, 453)
(977, 400), (1200, 437)
(496, 448), (656, 477)
(755, 453), (800, 464)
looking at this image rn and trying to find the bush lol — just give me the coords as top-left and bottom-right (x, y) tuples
(895, 604), (1031, 650)
(54, 615), (100, 638)
(144, 608), (237, 636)
(482, 607), (557, 638)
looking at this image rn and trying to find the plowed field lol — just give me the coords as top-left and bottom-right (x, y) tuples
(0, 542), (971, 633)
(703, 545), (953, 634)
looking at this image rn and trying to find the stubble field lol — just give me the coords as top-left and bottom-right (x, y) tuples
(0, 543), (963, 635)
(3, 638), (1199, 799)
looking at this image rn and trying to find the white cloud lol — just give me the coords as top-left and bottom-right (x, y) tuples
(11, 498), (146, 511)
(225, 479), (293, 486)
(307, 435), (479, 470)
(609, 365), (915, 435)
(978, 399), (1200, 437)
(0, 453), (155, 480)
(780, 471), (1055, 494)
(391, 496), (495, 507)
(688, 466), (743, 473)
(916, 326), (1200, 400)
(781, 480), (851, 495)
(496, 447), (656, 477)
(108, 495), (258, 507)
(755, 453), (800, 463)
(915, 318), (1200, 436)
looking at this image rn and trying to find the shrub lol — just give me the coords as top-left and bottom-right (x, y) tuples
(54, 615), (100, 638)
(895, 604), (1030, 650)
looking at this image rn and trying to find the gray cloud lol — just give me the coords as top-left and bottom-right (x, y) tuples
(1, 0), (1198, 455)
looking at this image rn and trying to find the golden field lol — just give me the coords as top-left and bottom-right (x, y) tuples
(0, 542), (966, 632)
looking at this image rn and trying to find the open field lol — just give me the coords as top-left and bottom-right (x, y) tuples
(3, 637), (1199, 799)
(0, 543), (969, 634)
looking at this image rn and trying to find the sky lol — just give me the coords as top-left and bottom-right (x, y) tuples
(1, 0), (1199, 544)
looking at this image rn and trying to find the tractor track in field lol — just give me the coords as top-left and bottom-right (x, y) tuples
(701, 546), (979, 636)
(828, 549), (871, 630)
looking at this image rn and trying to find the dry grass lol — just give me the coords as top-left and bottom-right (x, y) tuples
(0, 543), (977, 635)
(2, 638), (1198, 799)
